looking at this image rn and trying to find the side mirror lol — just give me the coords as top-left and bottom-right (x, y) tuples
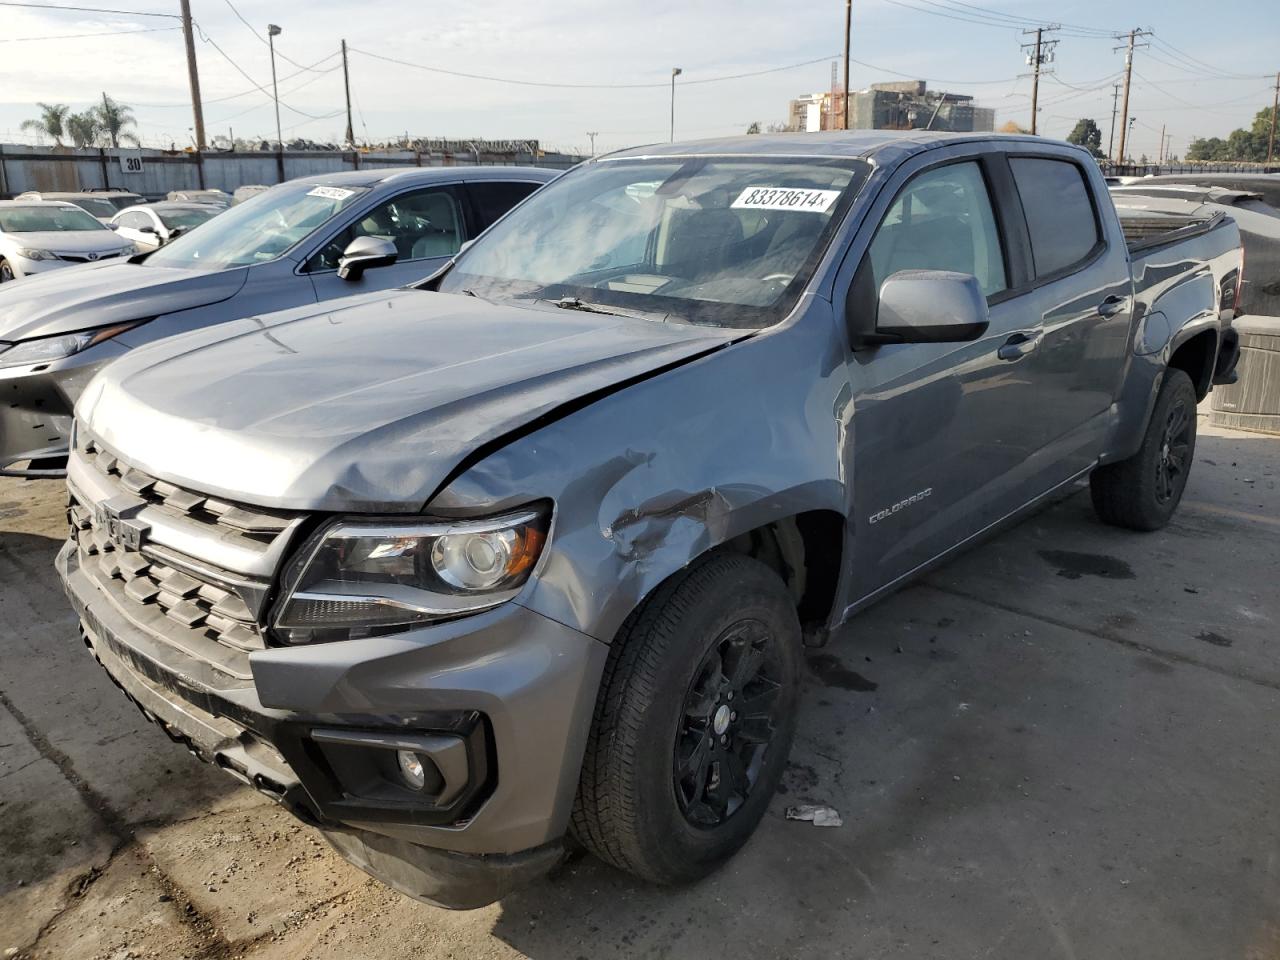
(105, 223), (119, 231)
(337, 235), (398, 281)
(139, 224), (158, 235)
(873, 270), (990, 344)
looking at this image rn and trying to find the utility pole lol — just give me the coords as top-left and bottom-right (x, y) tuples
(341, 39), (355, 149)
(586, 131), (598, 156)
(1021, 25), (1058, 135)
(178, 0), (206, 151)
(268, 24), (284, 180)
(1268, 71), (1279, 163)
(670, 67), (682, 142)
(1158, 122), (1166, 163)
(1108, 82), (1120, 160)
(842, 0), (852, 129)
(1115, 28), (1151, 167)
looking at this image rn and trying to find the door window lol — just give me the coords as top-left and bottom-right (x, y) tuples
(307, 186), (464, 272)
(469, 180), (542, 231)
(118, 210), (153, 229)
(866, 161), (1007, 298)
(1009, 158), (1100, 278)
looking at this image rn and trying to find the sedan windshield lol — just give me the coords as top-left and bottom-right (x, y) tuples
(68, 197), (120, 219)
(440, 156), (869, 328)
(145, 182), (368, 270)
(158, 208), (217, 230)
(0, 206), (107, 233)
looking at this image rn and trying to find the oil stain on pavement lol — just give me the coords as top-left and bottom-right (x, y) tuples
(1038, 549), (1136, 581)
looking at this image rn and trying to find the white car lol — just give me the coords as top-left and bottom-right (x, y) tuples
(110, 202), (219, 251)
(0, 201), (137, 282)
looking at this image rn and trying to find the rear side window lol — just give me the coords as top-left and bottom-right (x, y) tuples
(1010, 158), (1100, 278)
(469, 181), (541, 231)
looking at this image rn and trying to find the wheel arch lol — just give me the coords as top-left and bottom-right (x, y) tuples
(1168, 326), (1218, 401)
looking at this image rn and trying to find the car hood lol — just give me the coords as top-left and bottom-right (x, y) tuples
(77, 290), (741, 511)
(6, 230), (130, 256)
(0, 260), (248, 341)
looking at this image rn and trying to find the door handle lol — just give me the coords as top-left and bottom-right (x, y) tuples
(997, 331), (1040, 361)
(1096, 295), (1127, 318)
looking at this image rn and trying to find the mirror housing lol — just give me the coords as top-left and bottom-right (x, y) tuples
(139, 224), (157, 235)
(105, 223), (119, 231)
(870, 270), (990, 345)
(337, 235), (398, 281)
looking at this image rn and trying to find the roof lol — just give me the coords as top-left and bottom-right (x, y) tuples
(298, 165), (560, 189)
(0, 199), (80, 208)
(602, 130), (1055, 163)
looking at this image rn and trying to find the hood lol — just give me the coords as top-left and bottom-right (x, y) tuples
(8, 230), (130, 257)
(77, 290), (740, 511)
(0, 260), (248, 340)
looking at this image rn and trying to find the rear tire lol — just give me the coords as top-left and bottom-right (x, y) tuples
(1090, 367), (1197, 531)
(0, 258), (14, 283)
(572, 553), (801, 885)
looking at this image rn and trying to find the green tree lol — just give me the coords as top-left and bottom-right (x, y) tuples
(1186, 103), (1278, 162)
(66, 111), (100, 149)
(20, 102), (71, 146)
(93, 93), (139, 148)
(1066, 118), (1104, 158)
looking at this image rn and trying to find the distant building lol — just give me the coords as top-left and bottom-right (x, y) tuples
(786, 81), (995, 134)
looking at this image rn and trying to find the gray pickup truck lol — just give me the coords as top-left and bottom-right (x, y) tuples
(57, 132), (1242, 909)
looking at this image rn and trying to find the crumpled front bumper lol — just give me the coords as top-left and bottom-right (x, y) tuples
(57, 538), (609, 909)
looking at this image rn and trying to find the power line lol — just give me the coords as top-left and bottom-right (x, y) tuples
(0, 25), (179, 42)
(195, 23), (338, 120)
(219, 0), (331, 74)
(914, 0), (1118, 37)
(879, 0), (1112, 39)
(0, 1), (176, 16)
(1150, 36), (1260, 81)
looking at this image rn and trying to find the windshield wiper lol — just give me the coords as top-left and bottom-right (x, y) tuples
(552, 296), (664, 323)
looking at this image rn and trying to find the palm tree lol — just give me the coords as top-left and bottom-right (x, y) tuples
(66, 111), (101, 149)
(93, 93), (140, 148)
(20, 102), (71, 146)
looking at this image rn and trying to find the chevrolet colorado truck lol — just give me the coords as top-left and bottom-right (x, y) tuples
(57, 132), (1243, 909)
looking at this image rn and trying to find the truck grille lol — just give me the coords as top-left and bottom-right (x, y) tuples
(67, 434), (306, 679)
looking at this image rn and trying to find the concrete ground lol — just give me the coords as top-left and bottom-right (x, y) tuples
(1, 411), (1278, 959)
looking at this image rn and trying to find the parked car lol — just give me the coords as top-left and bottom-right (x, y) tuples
(167, 189), (232, 209)
(0, 201), (136, 282)
(0, 166), (557, 476)
(10, 191), (127, 223)
(1110, 188), (1280, 316)
(1124, 172), (1280, 211)
(58, 133), (1243, 908)
(17, 189), (147, 214)
(110, 202), (220, 251)
(1109, 182), (1280, 218)
(232, 184), (270, 205)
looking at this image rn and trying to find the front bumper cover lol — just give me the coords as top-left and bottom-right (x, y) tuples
(58, 539), (607, 908)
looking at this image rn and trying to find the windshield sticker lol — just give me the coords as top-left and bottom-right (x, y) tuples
(731, 186), (841, 212)
(306, 186), (355, 201)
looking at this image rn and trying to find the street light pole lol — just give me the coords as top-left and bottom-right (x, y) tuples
(670, 67), (682, 142)
(587, 131), (598, 156)
(267, 23), (284, 179)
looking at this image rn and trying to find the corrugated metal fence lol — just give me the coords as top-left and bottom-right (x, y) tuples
(0, 145), (585, 199)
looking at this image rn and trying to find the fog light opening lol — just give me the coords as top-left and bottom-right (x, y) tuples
(397, 749), (427, 790)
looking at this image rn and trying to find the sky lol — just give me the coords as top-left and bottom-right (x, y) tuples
(0, 0), (1275, 159)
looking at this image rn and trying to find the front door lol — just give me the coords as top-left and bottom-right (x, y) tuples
(304, 184), (468, 300)
(839, 154), (1049, 605)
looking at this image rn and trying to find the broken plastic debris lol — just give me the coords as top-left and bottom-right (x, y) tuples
(785, 804), (843, 827)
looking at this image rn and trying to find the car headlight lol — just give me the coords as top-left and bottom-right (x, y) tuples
(0, 320), (150, 370)
(16, 247), (57, 262)
(273, 507), (549, 644)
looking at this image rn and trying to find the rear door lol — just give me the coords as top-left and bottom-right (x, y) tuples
(1004, 154), (1133, 476)
(464, 179), (545, 234)
(303, 183), (470, 300)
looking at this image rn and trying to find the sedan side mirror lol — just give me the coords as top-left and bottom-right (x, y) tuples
(338, 235), (398, 282)
(874, 270), (990, 344)
(139, 224), (158, 235)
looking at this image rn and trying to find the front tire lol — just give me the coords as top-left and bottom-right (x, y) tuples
(572, 553), (801, 885)
(1090, 367), (1198, 531)
(0, 258), (14, 283)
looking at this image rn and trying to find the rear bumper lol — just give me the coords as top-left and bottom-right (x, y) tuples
(58, 538), (608, 908)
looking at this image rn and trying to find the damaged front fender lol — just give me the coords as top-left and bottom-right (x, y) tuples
(429, 301), (853, 643)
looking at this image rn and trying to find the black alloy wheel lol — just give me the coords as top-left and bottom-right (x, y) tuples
(674, 618), (783, 827)
(1155, 395), (1192, 505)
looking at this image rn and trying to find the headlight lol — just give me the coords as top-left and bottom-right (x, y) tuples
(16, 247), (57, 262)
(273, 507), (549, 644)
(0, 320), (150, 370)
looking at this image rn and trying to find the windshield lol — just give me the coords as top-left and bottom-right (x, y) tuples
(440, 156), (869, 328)
(145, 182), (368, 270)
(158, 208), (217, 230)
(67, 197), (119, 219)
(0, 205), (107, 233)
